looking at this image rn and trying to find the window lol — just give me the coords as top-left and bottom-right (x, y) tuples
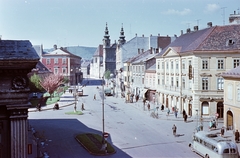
(217, 78), (224, 90)
(54, 68), (58, 74)
(171, 77), (173, 86)
(47, 58), (50, 65)
(54, 58), (58, 64)
(182, 60), (185, 69)
(217, 59), (224, 69)
(237, 88), (240, 101)
(176, 63), (179, 69)
(157, 62), (160, 69)
(158, 78), (160, 85)
(62, 58), (66, 64)
(202, 78), (208, 90)
(202, 59), (208, 69)
(162, 76), (165, 85)
(233, 59), (240, 68)
(176, 78), (179, 87)
(166, 62), (169, 69)
(62, 68), (67, 74)
(182, 78), (185, 89)
(162, 62), (164, 69)
(142, 78), (144, 84)
(171, 61), (173, 69)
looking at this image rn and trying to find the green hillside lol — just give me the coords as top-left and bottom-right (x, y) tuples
(44, 46), (97, 60)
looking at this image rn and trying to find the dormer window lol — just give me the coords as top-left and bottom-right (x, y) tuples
(228, 39), (235, 45)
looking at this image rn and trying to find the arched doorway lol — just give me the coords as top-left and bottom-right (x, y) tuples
(201, 101), (209, 116)
(227, 110), (233, 130)
(217, 102), (224, 118)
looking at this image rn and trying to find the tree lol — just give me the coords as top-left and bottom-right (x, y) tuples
(39, 73), (65, 99)
(29, 73), (44, 92)
(104, 70), (111, 87)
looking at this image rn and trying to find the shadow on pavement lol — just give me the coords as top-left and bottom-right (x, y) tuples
(29, 119), (131, 158)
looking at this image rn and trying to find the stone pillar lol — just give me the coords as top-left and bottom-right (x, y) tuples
(0, 40), (39, 158)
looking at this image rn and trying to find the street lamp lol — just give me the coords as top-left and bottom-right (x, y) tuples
(101, 76), (106, 151)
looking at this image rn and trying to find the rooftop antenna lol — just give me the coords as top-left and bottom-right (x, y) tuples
(221, 7), (227, 25)
(196, 19), (201, 26)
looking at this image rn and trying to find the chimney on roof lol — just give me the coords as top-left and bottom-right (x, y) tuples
(142, 34), (144, 37)
(53, 44), (57, 50)
(207, 22), (212, 27)
(150, 47), (153, 54)
(158, 33), (160, 36)
(135, 33), (137, 37)
(194, 26), (198, 31)
(150, 34), (152, 37)
(138, 48), (140, 54)
(156, 48), (159, 53)
(181, 30), (183, 35)
(186, 28), (191, 33)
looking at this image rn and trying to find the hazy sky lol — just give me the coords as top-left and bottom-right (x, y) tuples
(0, 0), (239, 49)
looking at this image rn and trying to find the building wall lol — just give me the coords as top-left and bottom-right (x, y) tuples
(224, 78), (240, 130)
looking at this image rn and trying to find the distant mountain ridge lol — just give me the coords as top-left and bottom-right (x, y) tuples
(44, 46), (97, 60)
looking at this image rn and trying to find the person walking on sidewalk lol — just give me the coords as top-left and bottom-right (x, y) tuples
(220, 127), (225, 137)
(172, 124), (177, 136)
(93, 94), (96, 100)
(81, 103), (85, 111)
(147, 103), (150, 111)
(235, 129), (239, 143)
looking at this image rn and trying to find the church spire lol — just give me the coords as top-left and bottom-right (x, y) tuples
(103, 22), (110, 47)
(118, 23), (126, 45)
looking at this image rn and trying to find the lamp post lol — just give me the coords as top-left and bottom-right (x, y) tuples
(101, 76), (106, 151)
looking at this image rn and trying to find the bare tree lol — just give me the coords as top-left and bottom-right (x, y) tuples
(39, 73), (65, 99)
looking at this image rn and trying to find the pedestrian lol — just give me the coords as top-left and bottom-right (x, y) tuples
(53, 102), (59, 110)
(81, 103), (85, 111)
(172, 124), (177, 136)
(36, 103), (41, 111)
(167, 108), (170, 115)
(147, 103), (150, 111)
(220, 127), (225, 137)
(182, 109), (186, 118)
(174, 109), (178, 118)
(235, 129), (239, 143)
(184, 113), (187, 122)
(93, 94), (96, 100)
(161, 104), (164, 111)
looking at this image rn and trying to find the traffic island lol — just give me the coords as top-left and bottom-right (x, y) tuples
(65, 111), (83, 115)
(75, 133), (116, 156)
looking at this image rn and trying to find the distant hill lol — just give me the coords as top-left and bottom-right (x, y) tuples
(44, 46), (97, 60)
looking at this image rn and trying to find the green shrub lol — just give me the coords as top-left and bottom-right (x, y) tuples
(75, 133), (115, 155)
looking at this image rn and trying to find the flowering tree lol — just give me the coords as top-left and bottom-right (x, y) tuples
(39, 73), (65, 99)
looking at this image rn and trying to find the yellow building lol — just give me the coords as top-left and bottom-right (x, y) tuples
(222, 66), (240, 130)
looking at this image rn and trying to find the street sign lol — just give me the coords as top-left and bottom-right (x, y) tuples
(104, 132), (108, 138)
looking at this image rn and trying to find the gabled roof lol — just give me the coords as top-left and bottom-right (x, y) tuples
(43, 47), (81, 59)
(146, 63), (156, 72)
(132, 50), (157, 64)
(222, 66), (240, 79)
(156, 24), (240, 57)
(93, 45), (103, 57)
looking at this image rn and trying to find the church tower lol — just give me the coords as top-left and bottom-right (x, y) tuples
(118, 23), (126, 45)
(103, 22), (111, 48)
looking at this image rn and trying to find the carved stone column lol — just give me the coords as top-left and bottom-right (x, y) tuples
(0, 40), (39, 158)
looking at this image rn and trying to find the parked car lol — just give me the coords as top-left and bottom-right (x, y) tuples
(104, 88), (112, 96)
(77, 89), (83, 96)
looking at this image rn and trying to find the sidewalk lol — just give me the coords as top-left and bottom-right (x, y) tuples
(28, 90), (76, 112)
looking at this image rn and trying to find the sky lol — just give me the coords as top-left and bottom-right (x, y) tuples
(0, 0), (239, 49)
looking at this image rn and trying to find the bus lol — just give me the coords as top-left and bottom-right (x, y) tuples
(189, 131), (239, 158)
